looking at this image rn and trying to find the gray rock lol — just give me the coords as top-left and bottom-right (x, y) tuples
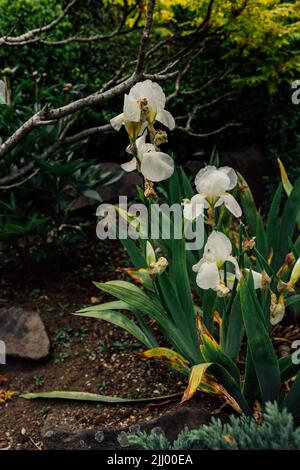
(41, 399), (216, 450)
(0, 307), (50, 360)
(68, 162), (143, 211)
(97, 162), (143, 201)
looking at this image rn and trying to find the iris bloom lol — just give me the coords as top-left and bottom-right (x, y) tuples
(217, 268), (267, 297)
(183, 166), (242, 221)
(110, 80), (175, 140)
(192, 231), (241, 291)
(270, 294), (285, 326)
(121, 133), (174, 182)
(290, 258), (300, 285)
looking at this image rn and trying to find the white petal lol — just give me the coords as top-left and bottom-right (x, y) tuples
(139, 144), (157, 159)
(195, 165), (216, 180)
(192, 258), (205, 272)
(204, 231), (232, 262)
(226, 255), (242, 280)
(196, 261), (220, 290)
(214, 197), (223, 208)
(110, 113), (124, 131)
(244, 269), (262, 289)
(219, 270), (236, 290)
(270, 310), (285, 326)
(129, 80), (166, 114)
(121, 157), (137, 172)
(156, 109), (175, 130)
(194, 165), (214, 191)
(140, 151), (174, 182)
(183, 194), (206, 221)
(135, 132), (147, 148)
(270, 298), (285, 326)
(126, 144), (133, 155)
(219, 167), (238, 190)
(135, 132), (158, 161)
(219, 193), (242, 217)
(195, 167), (230, 196)
(135, 133), (151, 157)
(148, 81), (166, 109)
(138, 122), (148, 136)
(123, 94), (141, 122)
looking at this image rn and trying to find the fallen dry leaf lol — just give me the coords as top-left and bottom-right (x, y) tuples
(0, 389), (16, 405)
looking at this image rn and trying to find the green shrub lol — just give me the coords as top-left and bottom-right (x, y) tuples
(128, 402), (300, 450)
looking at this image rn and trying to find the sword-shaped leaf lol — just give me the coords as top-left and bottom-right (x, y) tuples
(201, 334), (241, 384)
(181, 363), (212, 403)
(240, 274), (281, 403)
(74, 308), (153, 348)
(142, 347), (190, 374)
(21, 391), (182, 403)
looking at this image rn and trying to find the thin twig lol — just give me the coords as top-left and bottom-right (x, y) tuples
(176, 122), (241, 138)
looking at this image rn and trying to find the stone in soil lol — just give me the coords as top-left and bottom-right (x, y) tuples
(41, 399), (213, 450)
(0, 307), (50, 360)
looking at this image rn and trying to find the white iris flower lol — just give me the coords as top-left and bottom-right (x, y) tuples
(192, 231), (242, 291)
(183, 165), (242, 221)
(121, 133), (174, 182)
(219, 268), (264, 292)
(110, 80), (175, 140)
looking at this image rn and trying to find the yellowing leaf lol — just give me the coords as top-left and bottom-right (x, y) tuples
(196, 314), (216, 342)
(214, 311), (222, 327)
(116, 267), (150, 285)
(205, 377), (243, 414)
(181, 363), (212, 403)
(278, 158), (293, 196)
(142, 347), (190, 373)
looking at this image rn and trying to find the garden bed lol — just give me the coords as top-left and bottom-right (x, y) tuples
(0, 236), (223, 450)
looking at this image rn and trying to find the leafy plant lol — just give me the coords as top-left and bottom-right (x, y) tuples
(22, 80), (300, 421)
(0, 74), (123, 261)
(34, 375), (44, 387)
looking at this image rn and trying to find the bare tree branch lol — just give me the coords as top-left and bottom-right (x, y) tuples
(0, 77), (134, 159)
(0, 0), (77, 46)
(0, 66), (179, 160)
(135, 0), (156, 75)
(40, 0), (139, 46)
(166, 45), (207, 102)
(0, 0), (245, 188)
(0, 169), (40, 190)
(0, 0), (139, 47)
(177, 122), (241, 138)
(0, 124), (112, 188)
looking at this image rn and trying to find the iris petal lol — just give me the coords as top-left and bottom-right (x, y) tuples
(141, 151), (174, 182)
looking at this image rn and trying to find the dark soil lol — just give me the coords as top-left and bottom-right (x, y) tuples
(0, 236), (220, 450)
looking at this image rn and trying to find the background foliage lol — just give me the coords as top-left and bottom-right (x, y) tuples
(0, 0), (299, 258)
(1, 0), (299, 172)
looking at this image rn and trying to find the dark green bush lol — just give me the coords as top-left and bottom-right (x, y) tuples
(128, 403), (300, 450)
